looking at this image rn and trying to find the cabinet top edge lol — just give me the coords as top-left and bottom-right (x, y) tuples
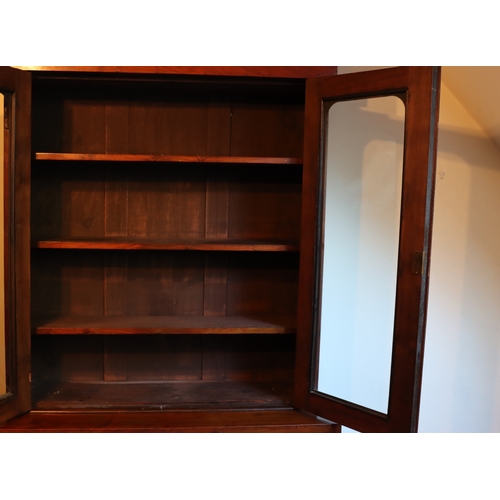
(12, 66), (338, 78)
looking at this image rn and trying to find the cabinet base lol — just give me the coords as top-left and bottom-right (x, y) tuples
(0, 409), (339, 433)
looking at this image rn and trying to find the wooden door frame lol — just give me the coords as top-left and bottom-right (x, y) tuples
(294, 67), (441, 432)
(0, 66), (32, 423)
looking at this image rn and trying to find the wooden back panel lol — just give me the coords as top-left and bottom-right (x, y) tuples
(32, 76), (305, 156)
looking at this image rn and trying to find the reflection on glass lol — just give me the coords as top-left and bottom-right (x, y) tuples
(316, 95), (405, 414)
(0, 92), (5, 397)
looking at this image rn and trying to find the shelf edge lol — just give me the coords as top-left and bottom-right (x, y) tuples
(35, 153), (303, 165)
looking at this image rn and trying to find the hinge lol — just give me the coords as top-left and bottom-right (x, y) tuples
(28, 372), (31, 382)
(411, 251), (426, 275)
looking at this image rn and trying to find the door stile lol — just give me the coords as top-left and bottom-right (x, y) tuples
(0, 67), (32, 423)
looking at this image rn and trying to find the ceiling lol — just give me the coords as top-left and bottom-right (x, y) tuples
(443, 66), (500, 150)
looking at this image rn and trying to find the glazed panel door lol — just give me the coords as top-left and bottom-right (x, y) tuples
(0, 67), (31, 423)
(295, 67), (440, 432)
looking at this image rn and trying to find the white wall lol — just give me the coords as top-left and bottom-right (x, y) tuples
(336, 67), (500, 432)
(419, 78), (500, 432)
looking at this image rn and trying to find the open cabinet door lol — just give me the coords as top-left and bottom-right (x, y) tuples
(0, 67), (31, 423)
(295, 67), (440, 432)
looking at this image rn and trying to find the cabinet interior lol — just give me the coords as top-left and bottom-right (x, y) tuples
(30, 72), (306, 410)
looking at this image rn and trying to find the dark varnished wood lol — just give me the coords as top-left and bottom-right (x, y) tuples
(18, 66), (337, 78)
(31, 380), (293, 410)
(28, 70), (305, 369)
(4, 65), (345, 432)
(31, 334), (295, 390)
(32, 315), (297, 335)
(33, 238), (300, 252)
(31, 250), (298, 319)
(0, 409), (339, 433)
(31, 163), (302, 241)
(226, 253), (299, 317)
(31, 75), (306, 156)
(0, 67), (32, 423)
(231, 102), (304, 158)
(35, 153), (302, 164)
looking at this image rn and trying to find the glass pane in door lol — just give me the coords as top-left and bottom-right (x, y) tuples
(316, 95), (405, 414)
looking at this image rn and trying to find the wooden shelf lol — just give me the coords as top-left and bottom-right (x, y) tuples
(31, 380), (294, 411)
(35, 153), (303, 165)
(32, 315), (297, 335)
(33, 238), (300, 252)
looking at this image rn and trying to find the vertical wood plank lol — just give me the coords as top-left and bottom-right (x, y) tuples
(226, 253), (299, 317)
(173, 253), (206, 316)
(104, 336), (128, 382)
(127, 164), (206, 239)
(201, 336), (226, 381)
(128, 99), (208, 155)
(103, 97), (130, 380)
(202, 100), (232, 380)
(125, 252), (175, 316)
(207, 101), (231, 156)
(61, 166), (106, 238)
(31, 165), (63, 240)
(203, 253), (227, 317)
(104, 164), (129, 237)
(105, 98), (130, 154)
(103, 253), (128, 315)
(31, 251), (62, 318)
(203, 165), (229, 320)
(125, 336), (202, 382)
(60, 336), (105, 382)
(62, 252), (105, 317)
(205, 100), (231, 239)
(205, 166), (229, 239)
(230, 103), (304, 158)
(227, 165), (302, 241)
(32, 92), (64, 152)
(123, 252), (205, 316)
(63, 93), (107, 153)
(32, 251), (106, 318)
(104, 253), (128, 381)
(222, 336), (295, 383)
